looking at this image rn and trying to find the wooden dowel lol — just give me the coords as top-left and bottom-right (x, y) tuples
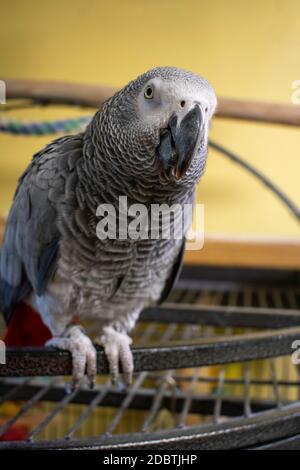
(4, 79), (300, 127)
(5, 79), (117, 108)
(217, 98), (300, 127)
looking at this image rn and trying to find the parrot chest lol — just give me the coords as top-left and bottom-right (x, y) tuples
(51, 235), (182, 318)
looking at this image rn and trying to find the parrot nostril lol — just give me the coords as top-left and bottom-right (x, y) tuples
(180, 100), (186, 108)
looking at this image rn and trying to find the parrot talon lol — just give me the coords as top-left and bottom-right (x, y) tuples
(46, 325), (97, 388)
(95, 326), (134, 385)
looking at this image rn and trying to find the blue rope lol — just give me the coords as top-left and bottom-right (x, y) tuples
(0, 116), (92, 135)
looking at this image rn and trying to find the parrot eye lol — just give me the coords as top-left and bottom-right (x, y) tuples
(144, 86), (154, 99)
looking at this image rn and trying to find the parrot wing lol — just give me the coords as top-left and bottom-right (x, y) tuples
(157, 237), (186, 304)
(0, 134), (82, 323)
(158, 189), (195, 304)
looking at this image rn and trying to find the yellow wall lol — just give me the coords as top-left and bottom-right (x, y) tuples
(1, 0), (300, 236)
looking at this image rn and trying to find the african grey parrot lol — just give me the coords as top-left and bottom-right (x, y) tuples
(0, 67), (216, 387)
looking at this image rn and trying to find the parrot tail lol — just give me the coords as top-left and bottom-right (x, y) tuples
(3, 301), (52, 347)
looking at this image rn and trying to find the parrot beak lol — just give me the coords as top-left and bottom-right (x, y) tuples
(157, 104), (204, 179)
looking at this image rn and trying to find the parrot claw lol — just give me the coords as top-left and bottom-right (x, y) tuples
(46, 325), (97, 390)
(95, 326), (134, 385)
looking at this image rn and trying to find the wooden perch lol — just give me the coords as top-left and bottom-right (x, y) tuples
(5, 79), (116, 108)
(4, 79), (300, 127)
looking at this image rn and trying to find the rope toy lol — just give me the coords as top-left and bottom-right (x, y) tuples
(0, 116), (92, 135)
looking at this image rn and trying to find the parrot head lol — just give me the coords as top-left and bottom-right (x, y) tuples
(95, 66), (217, 185)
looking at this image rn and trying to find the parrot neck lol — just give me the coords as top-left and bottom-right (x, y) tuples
(81, 113), (202, 207)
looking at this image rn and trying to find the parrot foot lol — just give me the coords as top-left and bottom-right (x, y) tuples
(46, 325), (97, 390)
(95, 326), (133, 385)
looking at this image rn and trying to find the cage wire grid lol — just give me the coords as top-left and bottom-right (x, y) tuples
(0, 265), (300, 450)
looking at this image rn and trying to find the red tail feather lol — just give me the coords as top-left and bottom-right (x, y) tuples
(3, 301), (52, 346)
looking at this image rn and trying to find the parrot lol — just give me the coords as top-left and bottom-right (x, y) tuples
(0, 66), (217, 388)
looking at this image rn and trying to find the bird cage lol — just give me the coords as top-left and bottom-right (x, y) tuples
(0, 81), (300, 450)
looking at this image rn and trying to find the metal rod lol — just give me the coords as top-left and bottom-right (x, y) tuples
(28, 383), (81, 440)
(269, 360), (282, 408)
(3, 325), (300, 377)
(243, 363), (252, 417)
(176, 368), (201, 428)
(0, 378), (32, 405)
(142, 303), (300, 329)
(64, 381), (111, 439)
(213, 367), (226, 423)
(105, 372), (148, 436)
(141, 325), (192, 432)
(0, 379), (57, 438)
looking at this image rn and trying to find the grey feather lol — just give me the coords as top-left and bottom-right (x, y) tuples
(0, 134), (83, 322)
